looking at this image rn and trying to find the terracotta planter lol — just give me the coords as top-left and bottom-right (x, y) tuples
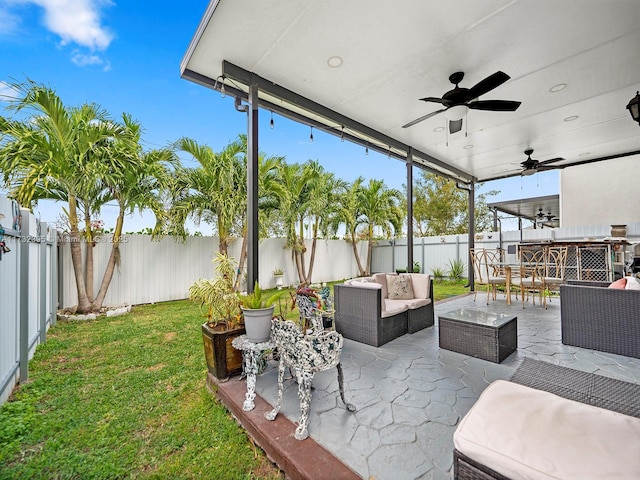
(241, 306), (275, 342)
(201, 323), (245, 380)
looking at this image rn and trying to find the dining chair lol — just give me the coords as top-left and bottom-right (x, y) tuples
(543, 246), (569, 303)
(512, 246), (547, 308)
(470, 248), (508, 305)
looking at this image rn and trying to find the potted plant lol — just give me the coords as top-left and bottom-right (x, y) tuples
(273, 267), (284, 289)
(238, 282), (284, 342)
(190, 252), (244, 380)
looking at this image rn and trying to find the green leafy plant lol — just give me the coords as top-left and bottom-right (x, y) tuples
(272, 267), (284, 276)
(430, 266), (446, 283)
(447, 258), (466, 281)
(413, 261), (421, 273)
(238, 281), (285, 309)
(189, 252), (242, 328)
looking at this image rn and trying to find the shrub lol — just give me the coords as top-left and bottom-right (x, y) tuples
(447, 258), (466, 281)
(430, 266), (446, 283)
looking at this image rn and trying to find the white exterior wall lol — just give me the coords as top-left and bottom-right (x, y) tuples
(560, 155), (640, 227)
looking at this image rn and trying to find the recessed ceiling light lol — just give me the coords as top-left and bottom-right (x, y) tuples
(563, 115), (579, 122)
(433, 126), (445, 132)
(327, 56), (343, 68)
(549, 83), (567, 93)
(463, 144), (473, 149)
(579, 152), (590, 157)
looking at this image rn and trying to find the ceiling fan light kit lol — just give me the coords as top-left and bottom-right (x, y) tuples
(627, 91), (640, 125)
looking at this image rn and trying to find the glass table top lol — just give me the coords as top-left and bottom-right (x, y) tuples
(439, 308), (516, 328)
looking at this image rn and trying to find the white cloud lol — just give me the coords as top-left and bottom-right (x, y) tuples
(0, 82), (21, 103)
(70, 50), (111, 71)
(0, 6), (22, 35)
(31, 0), (114, 50)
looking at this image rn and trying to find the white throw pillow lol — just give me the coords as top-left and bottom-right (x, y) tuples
(624, 276), (640, 290)
(387, 274), (414, 300)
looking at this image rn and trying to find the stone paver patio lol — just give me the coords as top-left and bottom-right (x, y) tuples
(249, 293), (640, 479)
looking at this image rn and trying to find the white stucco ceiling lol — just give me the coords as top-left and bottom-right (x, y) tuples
(181, 0), (640, 183)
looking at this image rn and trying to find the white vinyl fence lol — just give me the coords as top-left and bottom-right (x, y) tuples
(372, 222), (640, 279)
(0, 197), (57, 405)
(58, 236), (368, 309)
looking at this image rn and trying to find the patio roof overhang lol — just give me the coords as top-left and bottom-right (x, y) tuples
(180, 0), (640, 289)
(181, 0), (640, 183)
(489, 194), (560, 228)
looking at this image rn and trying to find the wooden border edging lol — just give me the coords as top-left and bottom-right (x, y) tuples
(206, 373), (362, 480)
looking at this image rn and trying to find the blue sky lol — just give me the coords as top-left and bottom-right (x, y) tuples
(0, 0), (559, 234)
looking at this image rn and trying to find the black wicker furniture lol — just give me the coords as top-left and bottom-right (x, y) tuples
(438, 309), (517, 363)
(560, 280), (640, 359)
(334, 275), (434, 347)
(453, 359), (640, 480)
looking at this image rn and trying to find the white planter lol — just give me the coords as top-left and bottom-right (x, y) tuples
(241, 306), (275, 342)
(274, 274), (284, 289)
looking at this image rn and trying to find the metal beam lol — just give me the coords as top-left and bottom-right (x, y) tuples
(182, 67), (469, 185)
(221, 61), (472, 182)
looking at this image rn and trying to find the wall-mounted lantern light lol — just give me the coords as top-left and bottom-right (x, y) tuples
(627, 91), (640, 125)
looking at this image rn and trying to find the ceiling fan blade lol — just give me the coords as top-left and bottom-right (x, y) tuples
(537, 165), (564, 172)
(537, 157), (565, 166)
(419, 96), (448, 105)
(467, 71), (510, 99)
(449, 119), (463, 134)
(402, 108), (446, 128)
(468, 100), (521, 111)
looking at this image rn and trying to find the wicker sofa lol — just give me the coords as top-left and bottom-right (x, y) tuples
(334, 273), (434, 347)
(560, 280), (640, 359)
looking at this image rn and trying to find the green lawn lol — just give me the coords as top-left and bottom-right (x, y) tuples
(0, 300), (283, 480)
(0, 279), (468, 479)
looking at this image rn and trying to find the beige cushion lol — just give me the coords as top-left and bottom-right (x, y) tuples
(454, 380), (640, 480)
(380, 301), (408, 318)
(349, 281), (381, 290)
(387, 274), (414, 300)
(402, 298), (431, 309)
(403, 273), (431, 299)
(373, 272), (395, 298)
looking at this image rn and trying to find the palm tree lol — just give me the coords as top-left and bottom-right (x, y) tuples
(170, 136), (245, 256)
(331, 177), (367, 276)
(92, 114), (176, 309)
(304, 163), (347, 283)
(358, 179), (403, 275)
(0, 80), (127, 313)
(273, 161), (319, 284)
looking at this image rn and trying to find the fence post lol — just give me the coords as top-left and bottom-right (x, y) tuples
(39, 222), (47, 343)
(51, 225), (58, 327)
(19, 209), (30, 381)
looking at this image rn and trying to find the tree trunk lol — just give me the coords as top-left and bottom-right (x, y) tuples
(233, 229), (248, 292)
(305, 218), (319, 284)
(298, 219), (307, 282)
(93, 207), (125, 310)
(349, 232), (366, 276)
(365, 226), (374, 276)
(68, 195), (92, 313)
(84, 209), (94, 303)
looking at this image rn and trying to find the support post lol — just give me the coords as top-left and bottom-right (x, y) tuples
(406, 148), (414, 271)
(467, 182), (475, 289)
(247, 74), (259, 293)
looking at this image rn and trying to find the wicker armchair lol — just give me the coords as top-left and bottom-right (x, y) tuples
(560, 280), (640, 358)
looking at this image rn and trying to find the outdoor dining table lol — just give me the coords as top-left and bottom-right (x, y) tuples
(492, 262), (518, 306)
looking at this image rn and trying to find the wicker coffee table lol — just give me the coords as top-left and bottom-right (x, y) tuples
(438, 308), (517, 363)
